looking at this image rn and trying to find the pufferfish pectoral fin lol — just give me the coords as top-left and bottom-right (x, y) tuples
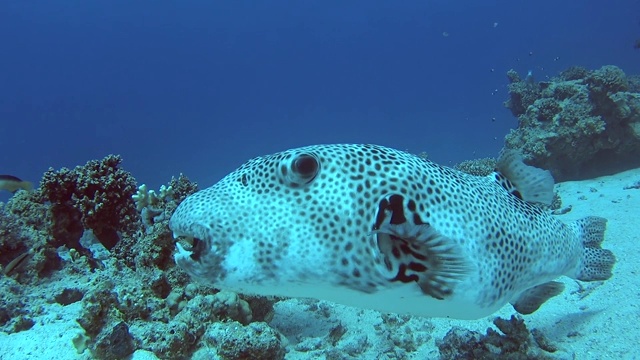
(374, 221), (471, 300)
(510, 281), (565, 315)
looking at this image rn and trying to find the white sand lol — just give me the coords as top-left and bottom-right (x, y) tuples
(1, 168), (638, 360)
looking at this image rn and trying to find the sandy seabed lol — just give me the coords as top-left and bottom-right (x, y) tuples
(1, 167), (639, 360)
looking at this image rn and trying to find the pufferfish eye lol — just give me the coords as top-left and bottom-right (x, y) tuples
(293, 154), (319, 178)
(278, 153), (321, 187)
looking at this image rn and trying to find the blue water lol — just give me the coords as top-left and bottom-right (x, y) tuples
(1, 0), (638, 201)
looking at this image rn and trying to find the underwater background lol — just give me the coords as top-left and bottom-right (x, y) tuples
(1, 1), (638, 196)
(1, 1), (640, 359)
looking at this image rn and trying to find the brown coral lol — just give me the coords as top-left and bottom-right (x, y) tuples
(38, 155), (140, 249)
(503, 65), (640, 181)
(454, 158), (497, 176)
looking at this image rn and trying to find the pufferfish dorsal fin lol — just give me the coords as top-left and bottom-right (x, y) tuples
(495, 150), (555, 206)
(373, 217), (470, 300)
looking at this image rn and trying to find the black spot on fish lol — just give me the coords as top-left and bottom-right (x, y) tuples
(388, 195), (407, 225)
(408, 262), (428, 272)
(391, 263), (419, 283)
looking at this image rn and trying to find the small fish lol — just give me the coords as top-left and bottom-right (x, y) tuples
(2, 250), (32, 276)
(0, 175), (32, 193)
(525, 70), (535, 85)
(169, 144), (615, 319)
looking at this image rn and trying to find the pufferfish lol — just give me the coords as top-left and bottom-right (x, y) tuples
(169, 144), (615, 319)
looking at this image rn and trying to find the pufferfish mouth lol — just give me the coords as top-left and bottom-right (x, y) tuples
(174, 235), (211, 262)
(172, 225), (215, 262)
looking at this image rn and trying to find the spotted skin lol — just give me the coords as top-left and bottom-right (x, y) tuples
(169, 144), (615, 319)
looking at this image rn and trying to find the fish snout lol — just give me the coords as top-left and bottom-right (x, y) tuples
(171, 219), (233, 284)
(170, 221), (217, 261)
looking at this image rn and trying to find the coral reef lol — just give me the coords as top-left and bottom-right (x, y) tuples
(38, 155), (140, 249)
(131, 174), (198, 231)
(0, 276), (31, 333)
(0, 210), (31, 271)
(436, 315), (557, 360)
(454, 157), (497, 176)
(503, 65), (640, 181)
(1, 190), (62, 281)
(0, 156), (285, 360)
(111, 174), (198, 270)
(196, 321), (286, 360)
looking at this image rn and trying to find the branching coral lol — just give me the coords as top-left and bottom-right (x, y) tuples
(38, 155), (139, 249)
(437, 316), (558, 359)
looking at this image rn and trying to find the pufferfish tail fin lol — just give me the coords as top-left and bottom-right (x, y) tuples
(571, 216), (616, 281)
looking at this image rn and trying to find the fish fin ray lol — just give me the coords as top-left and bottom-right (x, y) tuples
(374, 221), (470, 300)
(572, 217), (616, 281)
(511, 281), (565, 315)
(495, 150), (555, 205)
